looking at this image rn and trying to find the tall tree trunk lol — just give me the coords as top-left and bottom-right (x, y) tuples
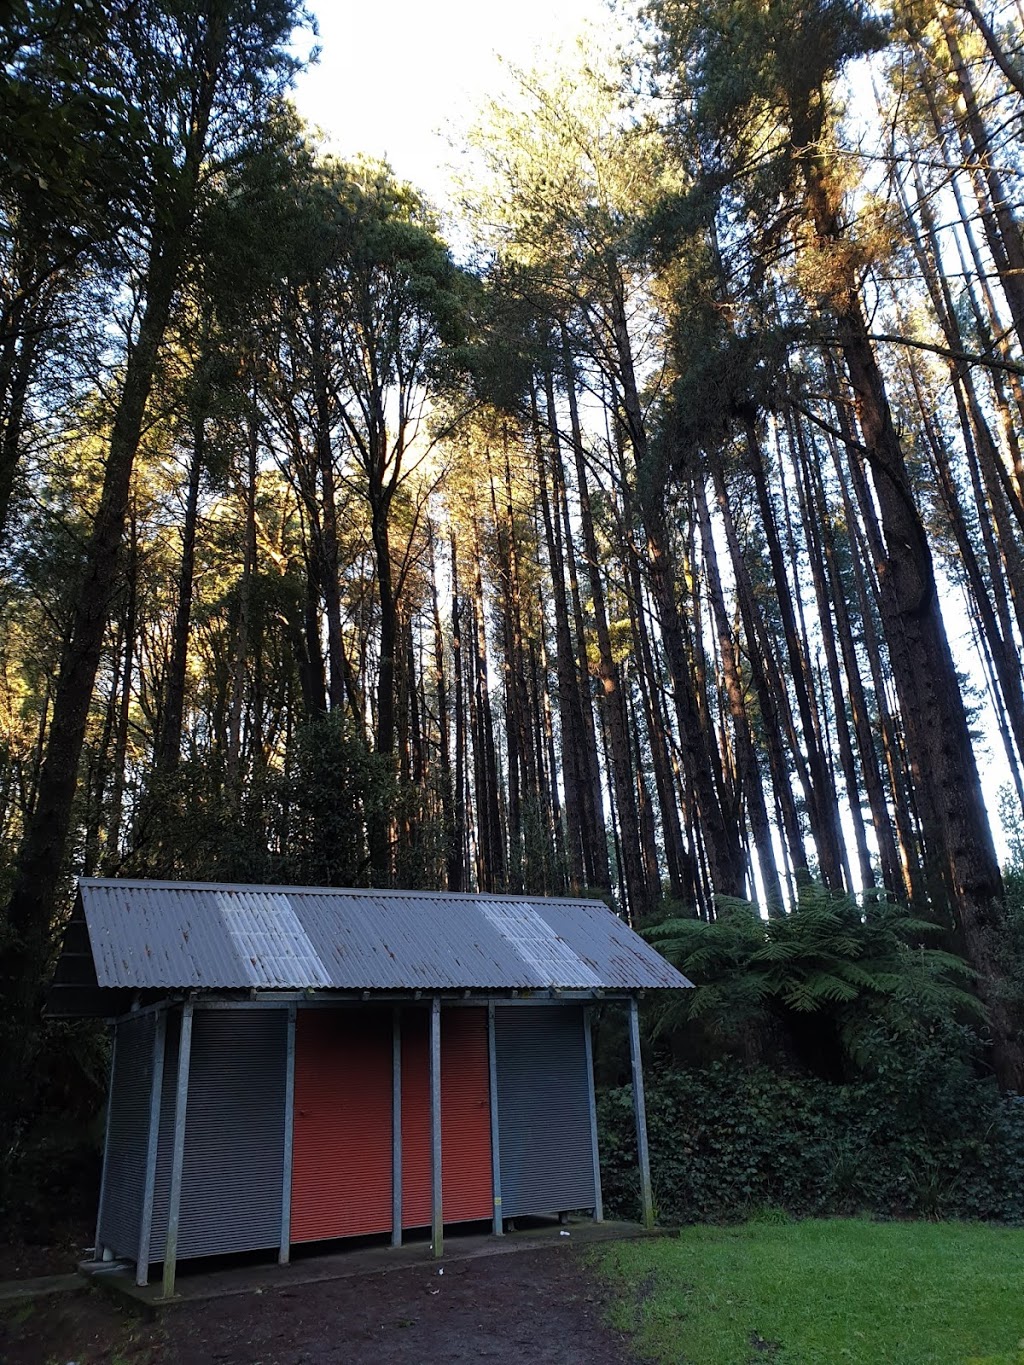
(789, 413), (873, 890)
(549, 356), (610, 890)
(103, 519), (139, 873)
(939, 13), (1024, 345)
(155, 401), (205, 776)
(713, 462), (809, 886)
(627, 542), (692, 905)
(536, 382), (587, 892)
(804, 435), (905, 898)
(695, 476), (784, 912)
(746, 417), (847, 890)
(450, 533), (467, 891)
(3, 242), (194, 1015)
(562, 330), (647, 914)
(1, 4), (231, 1025)
(798, 114), (1021, 1085)
(226, 396), (258, 793)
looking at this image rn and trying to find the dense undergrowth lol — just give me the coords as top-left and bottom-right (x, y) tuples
(598, 1053), (1024, 1226)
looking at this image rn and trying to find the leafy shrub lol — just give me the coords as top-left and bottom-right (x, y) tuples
(0, 1019), (109, 1240)
(646, 882), (983, 1078)
(598, 1055), (1024, 1227)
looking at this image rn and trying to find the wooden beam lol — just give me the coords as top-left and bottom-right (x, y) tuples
(279, 1003), (296, 1265)
(136, 1008), (167, 1284)
(583, 1007), (603, 1222)
(430, 996), (443, 1258)
(392, 1006), (403, 1247)
(487, 1002), (502, 1235)
(628, 997), (654, 1230)
(161, 1000), (194, 1298)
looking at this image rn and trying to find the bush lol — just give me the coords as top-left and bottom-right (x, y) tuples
(598, 1055), (1024, 1227)
(0, 1019), (109, 1240)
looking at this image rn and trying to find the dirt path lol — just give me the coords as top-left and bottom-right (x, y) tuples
(0, 1246), (641, 1365)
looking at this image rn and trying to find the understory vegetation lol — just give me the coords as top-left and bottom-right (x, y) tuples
(599, 1058), (1024, 1226)
(599, 876), (1024, 1227)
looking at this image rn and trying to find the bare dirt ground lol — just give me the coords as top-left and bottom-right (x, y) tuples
(0, 1246), (643, 1365)
(0, 1221), (93, 1280)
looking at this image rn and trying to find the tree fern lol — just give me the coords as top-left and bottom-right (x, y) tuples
(647, 881), (984, 1074)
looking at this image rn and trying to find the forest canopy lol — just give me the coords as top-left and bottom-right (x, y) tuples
(3, 0), (1024, 1103)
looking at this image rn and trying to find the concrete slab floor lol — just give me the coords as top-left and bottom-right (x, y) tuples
(80, 1217), (672, 1313)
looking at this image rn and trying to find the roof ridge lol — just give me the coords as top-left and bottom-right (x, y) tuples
(78, 877), (613, 910)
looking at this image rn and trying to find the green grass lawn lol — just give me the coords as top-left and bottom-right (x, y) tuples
(596, 1218), (1024, 1365)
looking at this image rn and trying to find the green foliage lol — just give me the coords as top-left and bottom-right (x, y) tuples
(276, 714), (396, 887)
(130, 714), (404, 887)
(597, 1219), (1024, 1365)
(0, 1019), (109, 1238)
(648, 882), (982, 1075)
(598, 1054), (1024, 1227)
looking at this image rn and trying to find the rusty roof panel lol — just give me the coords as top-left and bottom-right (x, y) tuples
(72, 879), (692, 997)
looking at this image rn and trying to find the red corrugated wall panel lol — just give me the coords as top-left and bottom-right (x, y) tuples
(291, 1009), (392, 1243)
(400, 1012), (431, 1229)
(401, 1007), (492, 1228)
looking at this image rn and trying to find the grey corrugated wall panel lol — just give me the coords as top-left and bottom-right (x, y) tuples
(494, 1005), (596, 1219)
(148, 1009), (286, 1262)
(71, 879), (693, 998)
(97, 1013), (155, 1259)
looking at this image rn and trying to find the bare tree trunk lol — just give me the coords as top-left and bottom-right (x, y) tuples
(103, 519), (139, 873)
(155, 401), (205, 776)
(226, 395), (258, 793)
(2, 230), (200, 1016)
(535, 383), (586, 891)
(713, 462), (808, 886)
(550, 355), (610, 890)
(939, 13), (1024, 345)
(798, 114), (1021, 1080)
(695, 476), (784, 912)
(745, 418), (846, 890)
(562, 332), (648, 915)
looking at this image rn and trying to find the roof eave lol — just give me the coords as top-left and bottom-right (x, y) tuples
(92, 981), (692, 1023)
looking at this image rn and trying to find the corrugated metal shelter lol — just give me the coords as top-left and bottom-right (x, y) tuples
(51, 878), (691, 1297)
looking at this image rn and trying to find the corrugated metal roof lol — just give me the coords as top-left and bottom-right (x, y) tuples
(71, 879), (692, 996)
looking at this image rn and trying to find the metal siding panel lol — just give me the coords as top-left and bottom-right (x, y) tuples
(98, 1014), (155, 1259)
(401, 1007), (493, 1228)
(149, 1009), (286, 1261)
(495, 1005), (596, 1218)
(439, 1008), (493, 1223)
(400, 1010), (432, 1228)
(290, 1008), (393, 1243)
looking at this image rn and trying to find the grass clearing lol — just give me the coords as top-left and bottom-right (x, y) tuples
(596, 1218), (1024, 1364)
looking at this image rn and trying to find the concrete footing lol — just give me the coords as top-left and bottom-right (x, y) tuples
(78, 1216), (674, 1313)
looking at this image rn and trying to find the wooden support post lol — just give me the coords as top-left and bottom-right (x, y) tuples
(136, 1008), (167, 1285)
(628, 997), (654, 1230)
(430, 996), (443, 1259)
(93, 1022), (119, 1262)
(583, 1008), (603, 1222)
(392, 1006), (403, 1247)
(161, 1000), (194, 1298)
(487, 1002), (502, 1235)
(279, 1003), (296, 1265)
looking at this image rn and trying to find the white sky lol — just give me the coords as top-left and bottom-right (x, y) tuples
(292, 0), (608, 205)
